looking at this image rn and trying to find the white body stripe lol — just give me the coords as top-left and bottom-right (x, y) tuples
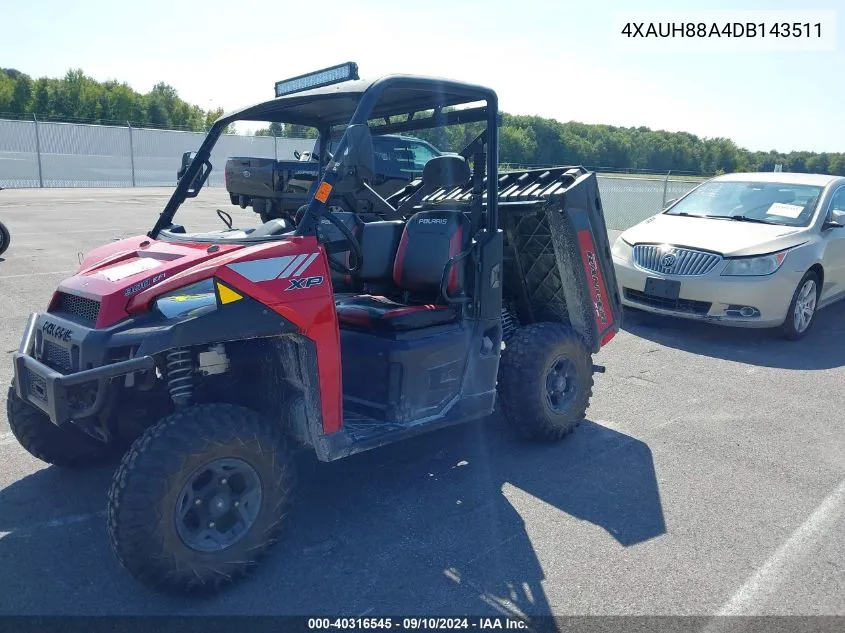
(279, 254), (309, 279)
(227, 256), (296, 282)
(290, 253), (320, 278)
(227, 253), (320, 283)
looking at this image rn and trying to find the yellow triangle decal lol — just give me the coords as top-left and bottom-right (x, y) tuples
(217, 282), (243, 305)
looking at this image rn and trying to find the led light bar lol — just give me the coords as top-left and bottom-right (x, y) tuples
(274, 62), (359, 98)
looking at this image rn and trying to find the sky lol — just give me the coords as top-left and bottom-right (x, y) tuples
(0, 0), (841, 154)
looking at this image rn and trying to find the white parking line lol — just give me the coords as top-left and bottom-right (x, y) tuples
(0, 270), (74, 279)
(712, 477), (845, 618)
(11, 227), (144, 236)
(0, 510), (107, 540)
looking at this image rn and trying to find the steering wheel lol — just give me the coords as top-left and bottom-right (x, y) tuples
(317, 210), (363, 276)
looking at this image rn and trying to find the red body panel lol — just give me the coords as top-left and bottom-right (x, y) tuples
(576, 230), (616, 347)
(57, 235), (244, 328)
(51, 233), (343, 436)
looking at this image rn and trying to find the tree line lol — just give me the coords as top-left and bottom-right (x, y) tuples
(0, 68), (223, 131)
(2, 68), (842, 176)
(414, 114), (845, 176)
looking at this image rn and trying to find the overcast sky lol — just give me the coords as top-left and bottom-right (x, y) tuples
(0, 0), (841, 153)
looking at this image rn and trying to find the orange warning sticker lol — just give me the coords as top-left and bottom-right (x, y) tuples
(315, 182), (333, 203)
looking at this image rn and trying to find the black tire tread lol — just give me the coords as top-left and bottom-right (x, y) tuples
(5, 385), (109, 467)
(107, 403), (294, 595)
(498, 322), (593, 442)
(0, 221), (9, 256)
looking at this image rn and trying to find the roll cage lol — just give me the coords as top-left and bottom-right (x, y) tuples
(149, 74), (499, 240)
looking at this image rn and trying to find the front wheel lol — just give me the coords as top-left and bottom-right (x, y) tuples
(780, 271), (819, 340)
(107, 403), (295, 594)
(497, 323), (594, 442)
(0, 220), (9, 256)
(5, 384), (110, 467)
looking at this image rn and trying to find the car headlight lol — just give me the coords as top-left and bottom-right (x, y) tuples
(721, 250), (788, 276)
(154, 279), (217, 319)
(612, 235), (633, 259)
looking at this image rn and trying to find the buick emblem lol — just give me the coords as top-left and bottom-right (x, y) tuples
(660, 253), (677, 270)
(242, 170), (251, 178)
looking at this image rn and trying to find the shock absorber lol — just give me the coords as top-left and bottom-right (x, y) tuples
(165, 347), (194, 407)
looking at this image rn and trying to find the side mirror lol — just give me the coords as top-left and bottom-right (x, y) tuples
(663, 198), (677, 209)
(181, 150), (197, 170)
(343, 124), (375, 180)
(823, 209), (845, 230)
(294, 150), (301, 160)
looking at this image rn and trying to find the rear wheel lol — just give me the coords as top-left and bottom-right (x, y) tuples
(780, 271), (819, 340)
(497, 323), (594, 441)
(5, 384), (110, 467)
(107, 403), (295, 594)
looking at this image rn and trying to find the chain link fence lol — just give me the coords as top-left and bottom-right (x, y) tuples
(0, 118), (313, 189)
(1, 118), (703, 230)
(596, 175), (702, 230)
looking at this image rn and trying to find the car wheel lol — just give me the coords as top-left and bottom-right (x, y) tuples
(780, 271), (819, 340)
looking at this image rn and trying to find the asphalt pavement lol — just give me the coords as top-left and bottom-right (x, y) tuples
(0, 188), (842, 621)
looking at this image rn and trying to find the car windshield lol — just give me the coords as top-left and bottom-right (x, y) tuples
(665, 180), (824, 227)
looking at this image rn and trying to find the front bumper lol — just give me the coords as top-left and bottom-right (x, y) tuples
(612, 252), (802, 328)
(13, 313), (155, 426)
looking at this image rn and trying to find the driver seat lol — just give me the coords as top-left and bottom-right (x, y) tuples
(335, 209), (470, 332)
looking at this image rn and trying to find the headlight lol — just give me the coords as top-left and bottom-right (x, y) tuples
(721, 250), (788, 276)
(154, 279), (217, 319)
(612, 235), (633, 259)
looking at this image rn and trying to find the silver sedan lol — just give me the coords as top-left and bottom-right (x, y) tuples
(611, 172), (845, 339)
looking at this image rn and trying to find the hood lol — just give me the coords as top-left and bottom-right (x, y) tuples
(620, 213), (810, 257)
(53, 235), (244, 327)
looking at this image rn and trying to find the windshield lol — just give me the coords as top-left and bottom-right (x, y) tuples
(666, 180), (824, 227)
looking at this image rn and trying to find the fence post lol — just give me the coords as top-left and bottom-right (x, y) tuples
(662, 170), (672, 207)
(127, 122), (136, 187)
(273, 135), (278, 161)
(33, 113), (44, 188)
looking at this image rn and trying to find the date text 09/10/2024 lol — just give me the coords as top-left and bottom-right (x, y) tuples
(307, 618), (528, 630)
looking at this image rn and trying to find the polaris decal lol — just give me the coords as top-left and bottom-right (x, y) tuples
(228, 253), (320, 283)
(123, 272), (167, 297)
(42, 321), (74, 342)
(577, 230), (613, 330)
(286, 275), (324, 291)
(418, 218), (448, 224)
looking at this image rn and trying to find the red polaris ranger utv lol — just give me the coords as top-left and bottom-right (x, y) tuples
(8, 63), (621, 594)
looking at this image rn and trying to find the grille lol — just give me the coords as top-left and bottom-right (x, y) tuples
(54, 292), (100, 325)
(632, 245), (721, 276)
(42, 341), (72, 371)
(28, 373), (48, 403)
(624, 289), (712, 315)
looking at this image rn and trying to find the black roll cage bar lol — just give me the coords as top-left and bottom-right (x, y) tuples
(149, 75), (499, 240)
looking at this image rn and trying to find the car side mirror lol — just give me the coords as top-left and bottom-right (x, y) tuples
(343, 124), (375, 180)
(663, 198), (677, 209)
(294, 150), (301, 160)
(823, 209), (845, 230)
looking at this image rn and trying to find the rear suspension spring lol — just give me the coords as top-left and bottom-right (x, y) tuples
(166, 347), (194, 407)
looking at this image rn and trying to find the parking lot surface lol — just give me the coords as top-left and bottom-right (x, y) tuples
(0, 189), (843, 619)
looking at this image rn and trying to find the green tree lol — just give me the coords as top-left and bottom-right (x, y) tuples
(10, 75), (32, 114)
(33, 78), (51, 115)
